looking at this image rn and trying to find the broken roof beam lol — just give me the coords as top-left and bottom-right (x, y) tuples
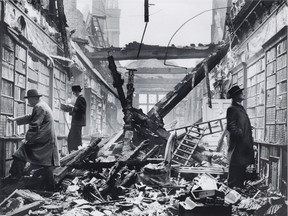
(147, 42), (229, 120)
(87, 42), (217, 61)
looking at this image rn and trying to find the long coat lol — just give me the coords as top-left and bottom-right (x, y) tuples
(13, 100), (60, 167)
(226, 101), (254, 166)
(71, 95), (86, 126)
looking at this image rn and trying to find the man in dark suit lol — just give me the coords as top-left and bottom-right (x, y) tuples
(226, 85), (255, 188)
(62, 85), (87, 153)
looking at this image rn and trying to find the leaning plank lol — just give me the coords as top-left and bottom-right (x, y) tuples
(118, 139), (149, 161)
(0, 189), (18, 207)
(54, 138), (102, 183)
(14, 189), (45, 202)
(60, 150), (80, 166)
(67, 137), (101, 166)
(6, 201), (43, 216)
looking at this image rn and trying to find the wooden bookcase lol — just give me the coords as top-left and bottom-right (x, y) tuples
(246, 57), (265, 142)
(0, 137), (23, 177)
(0, 33), (27, 137)
(0, 33), (26, 178)
(260, 27), (287, 192)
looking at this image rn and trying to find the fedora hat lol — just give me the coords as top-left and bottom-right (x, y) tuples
(227, 85), (244, 99)
(71, 85), (82, 92)
(24, 89), (42, 98)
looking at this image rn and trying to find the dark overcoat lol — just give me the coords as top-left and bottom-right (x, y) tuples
(13, 100), (60, 167)
(226, 101), (254, 166)
(71, 95), (86, 126)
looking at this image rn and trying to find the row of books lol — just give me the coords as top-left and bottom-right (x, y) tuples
(2, 47), (14, 64)
(266, 47), (276, 63)
(15, 59), (26, 75)
(266, 107), (276, 123)
(276, 94), (287, 108)
(266, 74), (276, 89)
(1, 79), (13, 97)
(266, 88), (276, 106)
(277, 81), (287, 95)
(247, 58), (265, 78)
(276, 67), (287, 82)
(2, 61), (14, 82)
(276, 39), (287, 56)
(15, 45), (26, 62)
(275, 125), (287, 145)
(247, 106), (264, 118)
(276, 53), (287, 70)
(276, 109), (287, 123)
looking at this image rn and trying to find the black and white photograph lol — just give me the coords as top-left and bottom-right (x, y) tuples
(0, 0), (287, 215)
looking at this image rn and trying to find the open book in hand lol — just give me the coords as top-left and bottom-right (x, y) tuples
(60, 103), (73, 112)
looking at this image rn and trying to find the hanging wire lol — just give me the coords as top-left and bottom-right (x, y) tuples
(164, 6), (232, 68)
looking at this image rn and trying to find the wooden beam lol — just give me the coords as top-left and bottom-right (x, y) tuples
(87, 43), (217, 61)
(6, 201), (43, 216)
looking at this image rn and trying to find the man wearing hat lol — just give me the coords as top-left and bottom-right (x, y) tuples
(61, 85), (86, 153)
(6, 89), (60, 191)
(226, 85), (255, 188)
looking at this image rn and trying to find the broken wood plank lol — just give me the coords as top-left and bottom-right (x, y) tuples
(54, 138), (102, 183)
(118, 139), (150, 161)
(6, 201), (43, 216)
(141, 145), (160, 161)
(176, 167), (228, 175)
(14, 190), (45, 202)
(67, 137), (101, 166)
(0, 189), (18, 207)
(71, 158), (164, 170)
(60, 150), (79, 166)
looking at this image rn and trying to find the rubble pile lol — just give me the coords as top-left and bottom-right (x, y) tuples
(0, 138), (287, 215)
(1, 151), (287, 216)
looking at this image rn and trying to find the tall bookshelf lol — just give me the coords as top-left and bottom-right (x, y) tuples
(1, 33), (27, 136)
(246, 57), (265, 142)
(54, 67), (67, 136)
(265, 38), (287, 145)
(261, 34), (287, 190)
(0, 33), (26, 178)
(231, 67), (244, 88)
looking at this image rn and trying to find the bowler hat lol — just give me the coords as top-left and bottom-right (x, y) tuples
(72, 85), (82, 92)
(24, 89), (42, 98)
(227, 85), (244, 99)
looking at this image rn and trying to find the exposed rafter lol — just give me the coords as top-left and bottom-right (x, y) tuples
(87, 42), (218, 61)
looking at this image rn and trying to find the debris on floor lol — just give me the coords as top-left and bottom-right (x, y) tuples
(0, 137), (287, 215)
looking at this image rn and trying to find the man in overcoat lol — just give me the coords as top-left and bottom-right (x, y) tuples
(226, 85), (255, 188)
(62, 85), (86, 153)
(6, 89), (60, 190)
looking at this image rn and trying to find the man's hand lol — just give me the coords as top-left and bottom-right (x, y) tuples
(61, 103), (74, 112)
(7, 116), (16, 122)
(66, 104), (74, 109)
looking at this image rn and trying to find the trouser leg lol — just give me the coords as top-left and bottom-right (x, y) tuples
(9, 157), (26, 178)
(30, 165), (55, 191)
(227, 165), (246, 188)
(67, 125), (82, 153)
(42, 166), (55, 191)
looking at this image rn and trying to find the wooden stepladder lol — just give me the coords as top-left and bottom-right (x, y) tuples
(172, 125), (206, 166)
(171, 118), (226, 166)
